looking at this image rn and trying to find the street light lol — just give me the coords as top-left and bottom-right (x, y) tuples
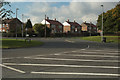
(22, 14), (24, 38)
(45, 14), (46, 37)
(16, 8), (19, 39)
(16, 8), (19, 18)
(101, 5), (104, 42)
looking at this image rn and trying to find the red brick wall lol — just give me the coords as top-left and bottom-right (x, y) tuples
(63, 26), (71, 33)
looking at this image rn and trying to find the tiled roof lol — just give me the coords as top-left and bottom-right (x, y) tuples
(84, 22), (97, 27)
(3, 18), (22, 24)
(66, 21), (81, 27)
(46, 19), (63, 26)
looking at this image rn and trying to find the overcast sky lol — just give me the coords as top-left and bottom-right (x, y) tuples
(7, 1), (118, 25)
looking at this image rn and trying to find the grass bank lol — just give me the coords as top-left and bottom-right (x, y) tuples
(78, 36), (119, 43)
(1, 39), (43, 49)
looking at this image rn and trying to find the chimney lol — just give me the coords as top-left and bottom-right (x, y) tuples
(47, 17), (49, 20)
(74, 20), (75, 22)
(67, 19), (69, 22)
(54, 18), (56, 21)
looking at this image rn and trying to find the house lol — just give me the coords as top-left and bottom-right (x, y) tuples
(81, 21), (97, 33)
(41, 17), (63, 34)
(63, 19), (81, 33)
(0, 18), (22, 33)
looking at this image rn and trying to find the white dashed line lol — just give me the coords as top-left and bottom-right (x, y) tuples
(65, 40), (75, 43)
(31, 72), (120, 77)
(0, 64), (25, 73)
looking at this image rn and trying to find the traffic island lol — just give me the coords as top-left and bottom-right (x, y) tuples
(1, 39), (43, 49)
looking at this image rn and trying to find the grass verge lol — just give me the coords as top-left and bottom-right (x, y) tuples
(0, 39), (43, 49)
(79, 36), (119, 43)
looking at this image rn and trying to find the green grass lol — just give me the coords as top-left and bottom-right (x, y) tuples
(0, 39), (43, 49)
(79, 36), (119, 43)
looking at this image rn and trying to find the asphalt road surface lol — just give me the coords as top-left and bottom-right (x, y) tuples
(1, 38), (119, 79)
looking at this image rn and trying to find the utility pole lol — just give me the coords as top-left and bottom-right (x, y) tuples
(16, 8), (19, 39)
(90, 19), (91, 36)
(101, 5), (104, 42)
(22, 14), (24, 38)
(45, 15), (46, 37)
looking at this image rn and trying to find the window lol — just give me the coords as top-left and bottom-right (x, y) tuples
(0, 24), (1, 28)
(3, 29), (5, 32)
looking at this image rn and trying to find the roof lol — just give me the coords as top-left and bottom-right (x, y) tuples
(2, 18), (22, 24)
(66, 21), (81, 27)
(45, 19), (63, 26)
(83, 22), (97, 27)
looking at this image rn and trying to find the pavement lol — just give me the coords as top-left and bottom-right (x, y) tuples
(1, 38), (119, 79)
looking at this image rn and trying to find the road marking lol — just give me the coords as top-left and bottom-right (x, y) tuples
(3, 63), (120, 69)
(65, 40), (75, 43)
(65, 51), (118, 55)
(63, 52), (69, 53)
(60, 54), (118, 58)
(26, 57), (119, 62)
(82, 52), (118, 55)
(0, 64), (25, 73)
(31, 72), (120, 77)
(71, 51), (77, 52)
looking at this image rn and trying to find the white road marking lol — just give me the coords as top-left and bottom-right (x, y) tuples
(54, 54), (61, 55)
(83, 52), (118, 55)
(26, 57), (119, 62)
(31, 72), (120, 77)
(80, 45), (89, 50)
(81, 49), (86, 50)
(65, 40), (75, 43)
(3, 63), (119, 69)
(60, 54), (118, 58)
(0, 64), (25, 73)
(64, 51), (118, 55)
(72, 51), (77, 52)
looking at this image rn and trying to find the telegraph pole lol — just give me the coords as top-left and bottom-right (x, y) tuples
(22, 14), (24, 38)
(16, 8), (19, 39)
(101, 5), (104, 42)
(45, 15), (47, 37)
(90, 19), (92, 36)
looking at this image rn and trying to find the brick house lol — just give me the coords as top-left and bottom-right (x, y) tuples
(81, 22), (97, 33)
(0, 18), (22, 33)
(41, 17), (63, 34)
(63, 19), (82, 33)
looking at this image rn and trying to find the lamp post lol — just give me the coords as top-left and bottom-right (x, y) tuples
(90, 19), (92, 36)
(16, 8), (19, 39)
(101, 5), (104, 42)
(45, 15), (46, 37)
(22, 14), (24, 38)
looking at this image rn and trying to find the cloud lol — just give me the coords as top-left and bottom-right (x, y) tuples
(24, 2), (117, 25)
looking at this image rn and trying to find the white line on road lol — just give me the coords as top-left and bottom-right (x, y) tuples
(65, 51), (118, 55)
(26, 57), (119, 62)
(0, 64), (25, 73)
(65, 40), (75, 43)
(60, 54), (118, 58)
(3, 63), (120, 69)
(31, 71), (120, 77)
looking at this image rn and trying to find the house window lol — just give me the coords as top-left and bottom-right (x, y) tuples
(94, 27), (96, 30)
(3, 24), (5, 27)
(0, 24), (1, 28)
(3, 29), (5, 32)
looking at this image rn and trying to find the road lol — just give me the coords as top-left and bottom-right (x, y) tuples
(1, 38), (119, 79)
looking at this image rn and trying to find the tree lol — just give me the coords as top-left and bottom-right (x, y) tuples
(0, 0), (14, 19)
(96, 4), (120, 34)
(33, 23), (51, 37)
(25, 19), (34, 36)
(25, 19), (32, 28)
